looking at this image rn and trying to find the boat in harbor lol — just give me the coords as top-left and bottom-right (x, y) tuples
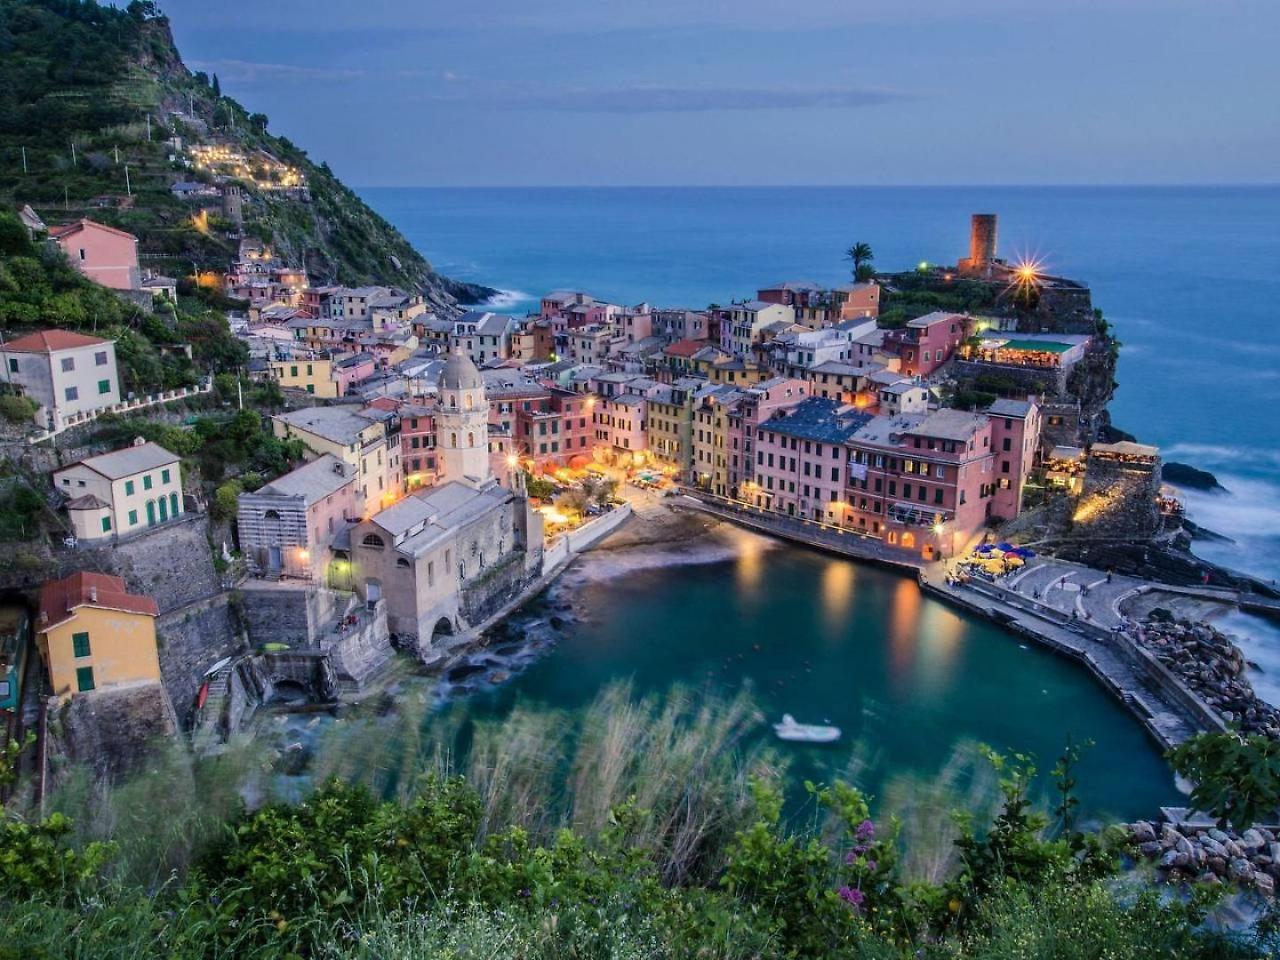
(773, 713), (841, 743)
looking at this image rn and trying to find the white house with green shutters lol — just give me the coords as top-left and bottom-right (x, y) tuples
(52, 438), (185, 542)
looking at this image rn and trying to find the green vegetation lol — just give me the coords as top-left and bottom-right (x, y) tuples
(845, 241), (875, 282)
(1169, 732), (1280, 833)
(879, 273), (999, 329)
(93, 408), (305, 486)
(0, 0), (486, 300)
(0, 210), (246, 394)
(0, 688), (1272, 959)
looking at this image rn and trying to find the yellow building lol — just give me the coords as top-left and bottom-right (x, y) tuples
(272, 405), (402, 516)
(53, 440), (184, 542)
(268, 357), (338, 397)
(37, 572), (160, 697)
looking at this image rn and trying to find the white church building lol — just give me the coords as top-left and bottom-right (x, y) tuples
(350, 345), (543, 649)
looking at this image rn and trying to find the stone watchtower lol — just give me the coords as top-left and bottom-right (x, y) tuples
(958, 213), (998, 277)
(436, 344), (492, 488)
(222, 184), (244, 227)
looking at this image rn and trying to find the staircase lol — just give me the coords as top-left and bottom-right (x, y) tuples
(190, 662), (233, 755)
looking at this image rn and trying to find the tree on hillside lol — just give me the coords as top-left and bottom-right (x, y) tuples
(211, 73), (221, 98)
(845, 241), (875, 281)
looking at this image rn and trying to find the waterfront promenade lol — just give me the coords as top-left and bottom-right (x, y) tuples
(677, 493), (1212, 751)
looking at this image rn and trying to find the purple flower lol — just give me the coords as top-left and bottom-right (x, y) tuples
(864, 859), (877, 872)
(856, 819), (875, 841)
(837, 885), (865, 909)
(844, 850), (857, 865)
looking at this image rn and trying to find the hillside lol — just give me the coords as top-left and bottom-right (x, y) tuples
(0, 0), (492, 309)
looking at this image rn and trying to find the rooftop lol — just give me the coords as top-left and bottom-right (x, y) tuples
(3, 329), (111, 353)
(907, 311), (966, 330)
(987, 398), (1036, 417)
(254, 454), (353, 506)
(60, 441), (179, 481)
(762, 397), (871, 444)
(274, 406), (382, 445)
(39, 571), (158, 631)
(913, 408), (989, 442)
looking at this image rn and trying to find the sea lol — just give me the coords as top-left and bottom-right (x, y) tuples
(360, 185), (1280, 700)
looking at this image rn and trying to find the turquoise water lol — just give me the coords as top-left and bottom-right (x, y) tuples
(453, 537), (1176, 821)
(350, 185), (1280, 816)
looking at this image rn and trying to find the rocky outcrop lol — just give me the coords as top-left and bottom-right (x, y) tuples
(53, 681), (178, 782)
(1128, 820), (1279, 899)
(1134, 619), (1280, 738)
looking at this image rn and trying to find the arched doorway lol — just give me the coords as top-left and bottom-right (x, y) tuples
(430, 617), (453, 646)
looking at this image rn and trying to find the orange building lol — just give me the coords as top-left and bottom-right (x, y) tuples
(36, 572), (160, 697)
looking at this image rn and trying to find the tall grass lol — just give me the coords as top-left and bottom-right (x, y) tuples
(37, 737), (268, 890)
(308, 681), (780, 885)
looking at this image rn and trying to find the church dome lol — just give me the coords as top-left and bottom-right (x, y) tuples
(439, 344), (484, 392)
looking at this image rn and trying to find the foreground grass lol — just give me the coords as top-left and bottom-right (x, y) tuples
(2, 684), (1274, 959)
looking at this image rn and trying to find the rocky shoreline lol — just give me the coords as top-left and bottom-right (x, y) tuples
(1128, 819), (1279, 898)
(1134, 617), (1280, 738)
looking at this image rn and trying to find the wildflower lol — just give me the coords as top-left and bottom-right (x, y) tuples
(864, 859), (877, 872)
(837, 886), (865, 909)
(856, 819), (875, 840)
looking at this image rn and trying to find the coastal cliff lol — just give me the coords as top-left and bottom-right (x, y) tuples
(0, 0), (493, 309)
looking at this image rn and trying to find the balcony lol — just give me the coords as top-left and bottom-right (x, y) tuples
(887, 502), (951, 528)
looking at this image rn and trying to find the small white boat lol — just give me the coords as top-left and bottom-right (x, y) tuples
(773, 714), (841, 743)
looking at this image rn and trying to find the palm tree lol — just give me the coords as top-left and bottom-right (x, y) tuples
(845, 242), (874, 280)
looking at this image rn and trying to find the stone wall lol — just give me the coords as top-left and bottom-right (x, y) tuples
(1073, 457), (1162, 540)
(460, 552), (533, 626)
(950, 359), (1066, 398)
(238, 580), (340, 648)
(52, 681), (178, 782)
(156, 595), (246, 729)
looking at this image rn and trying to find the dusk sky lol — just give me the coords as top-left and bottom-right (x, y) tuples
(161, 0), (1279, 187)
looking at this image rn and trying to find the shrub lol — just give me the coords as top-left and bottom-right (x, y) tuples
(0, 394), (37, 424)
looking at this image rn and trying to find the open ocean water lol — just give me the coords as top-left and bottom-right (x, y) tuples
(361, 185), (1280, 698)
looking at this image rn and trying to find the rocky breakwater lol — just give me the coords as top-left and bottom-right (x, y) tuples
(1127, 820), (1279, 898)
(1135, 617), (1280, 737)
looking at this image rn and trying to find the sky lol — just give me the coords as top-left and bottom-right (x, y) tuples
(157, 0), (1280, 187)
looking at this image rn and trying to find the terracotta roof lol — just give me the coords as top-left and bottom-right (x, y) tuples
(38, 572), (158, 632)
(47, 218), (139, 243)
(664, 339), (706, 358)
(3, 329), (110, 353)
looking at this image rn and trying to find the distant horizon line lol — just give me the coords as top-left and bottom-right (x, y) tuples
(355, 182), (1280, 190)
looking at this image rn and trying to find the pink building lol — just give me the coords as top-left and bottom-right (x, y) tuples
(725, 377), (811, 495)
(987, 397), (1041, 521)
(750, 398), (870, 523)
(882, 311), (969, 378)
(332, 352), (378, 394)
(399, 403), (438, 489)
(845, 408), (996, 558)
(49, 219), (140, 290)
(592, 394), (646, 459)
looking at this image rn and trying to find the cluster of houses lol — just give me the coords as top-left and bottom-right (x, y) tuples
(224, 260), (1078, 560)
(1, 209), (1124, 718)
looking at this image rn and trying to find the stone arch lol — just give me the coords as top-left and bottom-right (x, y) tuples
(431, 617), (454, 644)
(264, 508), (281, 521)
(395, 557), (411, 569)
(361, 533), (385, 549)
(467, 431), (475, 447)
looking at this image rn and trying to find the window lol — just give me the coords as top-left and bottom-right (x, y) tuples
(61, 357), (75, 372)
(128, 509), (138, 525)
(76, 666), (95, 692)
(161, 469), (171, 484)
(143, 474), (152, 491)
(72, 632), (91, 658)
(396, 557), (411, 569)
(125, 479), (135, 496)
(361, 533), (386, 549)
(64, 386), (78, 401)
(101, 516), (111, 533)
(95, 351), (108, 366)
(94, 378), (110, 396)
(6, 359), (16, 373)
